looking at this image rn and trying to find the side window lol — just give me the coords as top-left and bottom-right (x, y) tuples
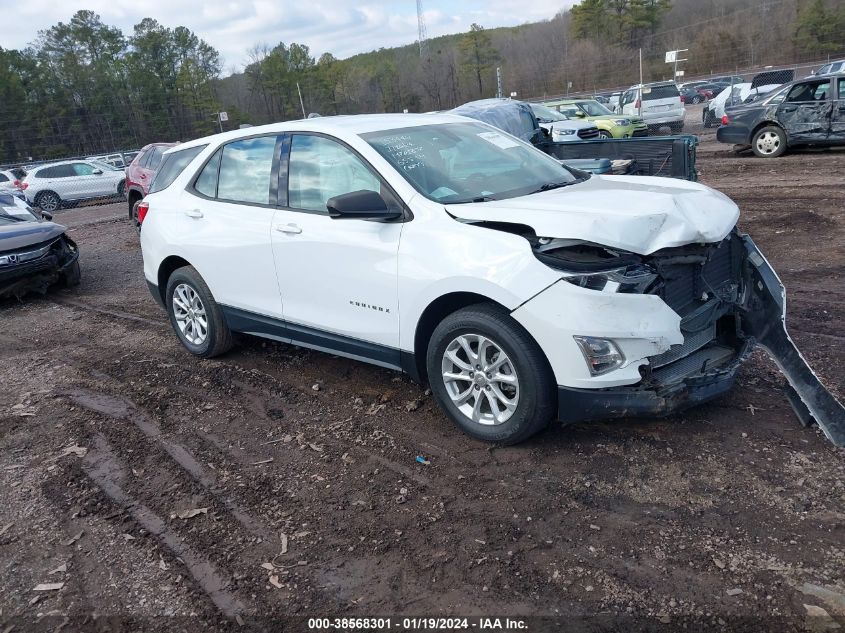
(73, 163), (96, 176)
(217, 136), (277, 205)
(839, 79), (845, 100)
(147, 148), (164, 171)
(0, 174), (7, 183)
(786, 80), (830, 103)
(194, 149), (222, 198)
(138, 150), (151, 168)
(287, 135), (380, 213)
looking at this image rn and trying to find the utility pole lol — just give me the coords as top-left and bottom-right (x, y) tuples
(639, 48), (643, 118)
(296, 82), (306, 118)
(417, 0), (428, 59)
(496, 67), (503, 98)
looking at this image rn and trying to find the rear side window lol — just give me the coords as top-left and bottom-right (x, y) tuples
(194, 149), (222, 198)
(149, 146), (206, 194)
(147, 148), (164, 171)
(36, 165), (75, 178)
(217, 136), (277, 205)
(0, 174), (7, 183)
(643, 84), (680, 100)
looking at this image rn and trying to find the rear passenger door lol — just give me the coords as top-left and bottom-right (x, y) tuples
(829, 77), (845, 143)
(180, 135), (285, 320)
(270, 133), (403, 360)
(777, 79), (832, 142)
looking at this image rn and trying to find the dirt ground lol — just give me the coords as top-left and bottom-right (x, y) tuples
(1, 105), (844, 632)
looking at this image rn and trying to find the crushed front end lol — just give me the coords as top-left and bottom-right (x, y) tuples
(515, 229), (845, 447)
(0, 235), (79, 300)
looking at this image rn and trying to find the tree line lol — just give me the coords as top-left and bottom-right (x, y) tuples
(2, 0), (844, 164)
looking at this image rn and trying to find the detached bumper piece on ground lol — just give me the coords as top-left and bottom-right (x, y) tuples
(0, 233), (80, 300)
(555, 233), (845, 447)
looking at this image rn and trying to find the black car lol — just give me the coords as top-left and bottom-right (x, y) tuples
(0, 193), (80, 300)
(717, 74), (844, 158)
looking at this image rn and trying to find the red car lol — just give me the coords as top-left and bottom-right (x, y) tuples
(125, 142), (178, 229)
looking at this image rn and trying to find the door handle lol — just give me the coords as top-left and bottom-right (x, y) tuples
(275, 223), (302, 234)
(140, 173), (147, 179)
(184, 209), (203, 219)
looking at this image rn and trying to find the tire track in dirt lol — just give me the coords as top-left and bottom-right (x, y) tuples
(82, 433), (248, 620)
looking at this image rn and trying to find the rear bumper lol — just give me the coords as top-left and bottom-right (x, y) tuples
(716, 125), (750, 145)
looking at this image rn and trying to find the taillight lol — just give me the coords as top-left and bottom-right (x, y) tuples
(137, 201), (150, 225)
(680, 95), (686, 103)
(19, 182), (27, 190)
(634, 98), (641, 109)
(721, 115), (729, 125)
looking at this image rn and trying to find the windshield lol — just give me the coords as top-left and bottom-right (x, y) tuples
(530, 104), (568, 122)
(578, 100), (613, 116)
(363, 122), (579, 204)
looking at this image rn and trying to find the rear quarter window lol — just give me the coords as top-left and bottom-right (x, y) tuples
(643, 84), (680, 100)
(149, 146), (207, 194)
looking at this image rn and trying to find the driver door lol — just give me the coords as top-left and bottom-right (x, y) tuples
(271, 133), (404, 364)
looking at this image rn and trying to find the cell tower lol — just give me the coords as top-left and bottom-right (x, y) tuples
(417, 0), (428, 59)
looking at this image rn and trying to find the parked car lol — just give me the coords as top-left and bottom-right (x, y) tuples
(526, 103), (601, 142)
(617, 82), (685, 133)
(693, 83), (728, 100)
(717, 74), (844, 158)
(811, 59), (845, 77)
(709, 75), (744, 85)
(138, 114), (844, 447)
(0, 169), (25, 193)
(703, 82), (782, 128)
(126, 142), (180, 229)
(545, 99), (648, 138)
(451, 98), (600, 144)
(0, 192), (80, 299)
(680, 86), (706, 104)
(21, 160), (126, 212)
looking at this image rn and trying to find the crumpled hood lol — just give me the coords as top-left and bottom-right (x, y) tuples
(445, 175), (739, 255)
(0, 221), (67, 252)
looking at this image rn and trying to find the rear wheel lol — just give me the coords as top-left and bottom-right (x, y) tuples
(117, 180), (126, 198)
(35, 191), (61, 213)
(131, 200), (142, 232)
(752, 125), (786, 158)
(165, 266), (233, 358)
(426, 304), (556, 445)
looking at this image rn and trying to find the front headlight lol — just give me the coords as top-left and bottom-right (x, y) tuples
(533, 239), (658, 293)
(573, 336), (626, 375)
(553, 128), (577, 137)
(613, 118), (631, 126)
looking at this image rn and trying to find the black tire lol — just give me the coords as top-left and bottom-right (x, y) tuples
(598, 130), (613, 139)
(165, 266), (233, 358)
(702, 110), (713, 128)
(131, 199), (142, 232)
(61, 260), (81, 287)
(669, 122), (684, 134)
(751, 125), (786, 158)
(426, 303), (556, 445)
(692, 95), (703, 104)
(35, 190), (61, 213)
(117, 180), (126, 198)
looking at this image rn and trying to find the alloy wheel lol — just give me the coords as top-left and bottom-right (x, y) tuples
(38, 193), (59, 212)
(440, 333), (519, 425)
(172, 283), (208, 345)
(756, 131), (781, 155)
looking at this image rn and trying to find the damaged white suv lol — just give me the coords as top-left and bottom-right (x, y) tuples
(139, 114), (844, 446)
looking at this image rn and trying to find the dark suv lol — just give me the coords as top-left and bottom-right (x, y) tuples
(125, 142), (178, 228)
(717, 74), (844, 158)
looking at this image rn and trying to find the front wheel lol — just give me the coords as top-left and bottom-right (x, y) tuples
(598, 130), (613, 139)
(752, 125), (786, 158)
(165, 266), (233, 358)
(426, 304), (556, 445)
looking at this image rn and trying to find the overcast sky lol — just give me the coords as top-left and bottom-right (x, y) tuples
(1, 0), (573, 72)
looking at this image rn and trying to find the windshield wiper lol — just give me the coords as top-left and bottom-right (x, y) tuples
(529, 180), (574, 195)
(0, 212), (26, 222)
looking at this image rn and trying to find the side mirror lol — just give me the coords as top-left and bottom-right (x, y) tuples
(326, 190), (401, 221)
(41, 210), (53, 221)
(92, 169), (103, 175)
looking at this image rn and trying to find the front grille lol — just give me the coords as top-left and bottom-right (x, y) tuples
(651, 344), (735, 384)
(632, 129), (649, 137)
(578, 127), (600, 139)
(649, 323), (716, 368)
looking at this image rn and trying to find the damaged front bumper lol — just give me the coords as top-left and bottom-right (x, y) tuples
(0, 235), (79, 300)
(542, 234), (845, 446)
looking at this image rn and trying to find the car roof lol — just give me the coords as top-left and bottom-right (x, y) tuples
(170, 113), (474, 153)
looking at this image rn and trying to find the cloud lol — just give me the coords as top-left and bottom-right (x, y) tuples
(0, 0), (575, 71)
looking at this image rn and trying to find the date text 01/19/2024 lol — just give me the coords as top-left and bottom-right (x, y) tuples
(307, 617), (529, 630)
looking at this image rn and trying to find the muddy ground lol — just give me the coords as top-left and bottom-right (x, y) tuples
(1, 106), (843, 632)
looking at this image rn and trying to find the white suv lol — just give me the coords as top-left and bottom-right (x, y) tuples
(138, 114), (845, 446)
(21, 160), (126, 212)
(618, 81), (685, 133)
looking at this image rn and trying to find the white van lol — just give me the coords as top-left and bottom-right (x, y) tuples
(618, 81), (684, 133)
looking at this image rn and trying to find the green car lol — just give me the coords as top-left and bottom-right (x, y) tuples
(544, 99), (648, 139)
